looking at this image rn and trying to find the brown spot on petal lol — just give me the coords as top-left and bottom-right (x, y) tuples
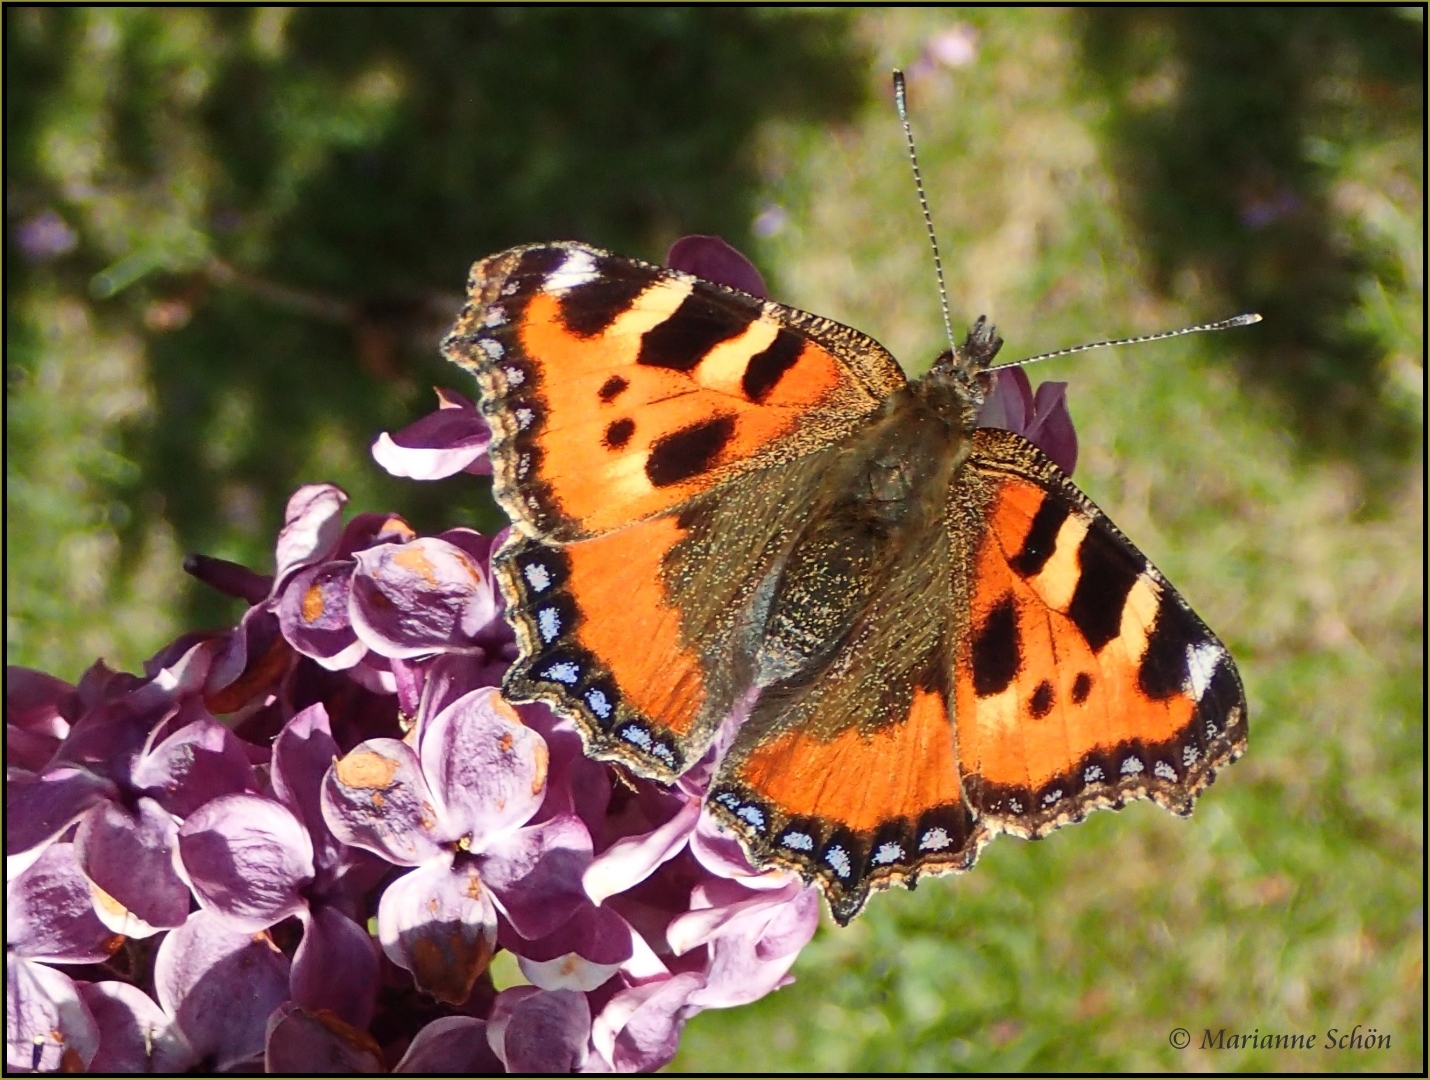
(532, 741), (549, 795)
(392, 547), (440, 586)
(336, 749), (400, 789)
(301, 583), (326, 623)
(499, 732), (514, 753)
(463, 870), (484, 901)
(491, 695), (522, 724)
(371, 791), (385, 810)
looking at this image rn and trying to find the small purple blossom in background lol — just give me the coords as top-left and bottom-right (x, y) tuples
(977, 364), (1079, 475)
(5, 236), (1077, 1072)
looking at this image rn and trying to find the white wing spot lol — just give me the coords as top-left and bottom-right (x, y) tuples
(1182, 745), (1201, 766)
(501, 363), (523, 383)
(621, 725), (652, 750)
(501, 282), (519, 296)
(825, 845), (852, 879)
(543, 249), (599, 292)
(523, 563), (552, 592)
(516, 407), (534, 430)
(484, 305), (506, 327)
(479, 338), (504, 360)
(1120, 756), (1145, 776)
(1008, 799), (1023, 814)
(872, 842), (903, 866)
(1042, 789), (1064, 807)
(541, 662), (580, 685)
(585, 689), (612, 719)
(714, 791), (740, 810)
(1084, 765), (1104, 783)
(919, 827), (951, 851)
(736, 805), (766, 830)
(1154, 761), (1178, 781)
(651, 743), (676, 767)
(519, 454), (532, 478)
(1185, 640), (1225, 700)
(782, 831), (814, 852)
(536, 607), (561, 642)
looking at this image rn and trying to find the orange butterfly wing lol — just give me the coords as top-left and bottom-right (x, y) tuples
(950, 428), (1247, 834)
(706, 426), (1246, 923)
(444, 243), (909, 778)
(444, 243), (906, 542)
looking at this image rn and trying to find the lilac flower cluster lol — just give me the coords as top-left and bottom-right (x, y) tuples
(6, 237), (1075, 1073)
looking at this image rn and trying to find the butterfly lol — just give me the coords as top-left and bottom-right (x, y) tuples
(441, 241), (1247, 924)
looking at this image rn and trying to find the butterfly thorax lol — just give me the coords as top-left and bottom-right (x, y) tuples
(748, 380), (971, 691)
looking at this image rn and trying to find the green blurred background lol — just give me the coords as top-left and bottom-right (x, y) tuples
(7, 7), (1422, 1071)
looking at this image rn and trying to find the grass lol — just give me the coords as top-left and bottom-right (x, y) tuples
(7, 7), (1421, 1073)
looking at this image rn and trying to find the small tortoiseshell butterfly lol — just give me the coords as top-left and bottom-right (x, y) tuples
(442, 240), (1247, 924)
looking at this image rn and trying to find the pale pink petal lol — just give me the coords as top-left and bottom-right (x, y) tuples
(377, 859), (497, 1005)
(77, 981), (194, 1073)
(264, 1003), (383, 1074)
(321, 738), (446, 866)
(178, 794), (314, 932)
(5, 957), (99, 1072)
(584, 796), (701, 905)
(395, 1015), (503, 1072)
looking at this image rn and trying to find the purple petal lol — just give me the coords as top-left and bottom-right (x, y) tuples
(1027, 379), (1079, 475)
(376, 859), (498, 1005)
(73, 797), (190, 936)
(204, 607), (289, 711)
(133, 716), (258, 818)
(263, 1003), (383, 1074)
(4, 765), (114, 873)
(77, 981), (195, 1073)
(665, 235), (768, 299)
(422, 687), (548, 848)
(686, 886), (819, 1009)
(667, 878), (801, 957)
(6, 842), (120, 963)
(6, 957), (99, 1072)
(321, 738), (446, 865)
(481, 814), (593, 940)
(395, 1016), (503, 1073)
(976, 365), (1033, 432)
(291, 906), (379, 1028)
(274, 484), (348, 588)
(584, 795), (701, 904)
(271, 704), (342, 865)
(688, 811), (791, 887)
(372, 396), (492, 480)
(333, 510), (418, 559)
(182, 553), (273, 603)
(976, 367), (1078, 475)
(488, 986), (590, 1073)
(154, 909), (292, 1072)
(178, 794), (314, 932)
(277, 560), (368, 670)
(590, 972), (705, 1073)
(523, 703), (611, 834)
(513, 903), (633, 992)
(6, 667), (76, 739)
(7, 725), (60, 775)
(351, 537), (499, 658)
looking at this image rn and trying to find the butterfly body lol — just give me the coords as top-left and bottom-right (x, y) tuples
(444, 242), (1247, 923)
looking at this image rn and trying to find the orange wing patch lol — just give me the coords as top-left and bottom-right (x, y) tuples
(442, 243), (906, 542)
(710, 688), (985, 925)
(494, 513), (713, 782)
(954, 430), (1248, 838)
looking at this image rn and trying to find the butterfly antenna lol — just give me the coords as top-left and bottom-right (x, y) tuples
(893, 70), (957, 356)
(991, 313), (1263, 370)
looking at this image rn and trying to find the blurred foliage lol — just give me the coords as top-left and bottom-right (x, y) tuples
(6, 6), (864, 668)
(1081, 6), (1423, 481)
(7, 5), (1423, 1074)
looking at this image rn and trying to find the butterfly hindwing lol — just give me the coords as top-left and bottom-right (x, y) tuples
(443, 242), (908, 543)
(951, 427), (1248, 836)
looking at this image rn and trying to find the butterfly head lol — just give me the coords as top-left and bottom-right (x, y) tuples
(926, 314), (1004, 404)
